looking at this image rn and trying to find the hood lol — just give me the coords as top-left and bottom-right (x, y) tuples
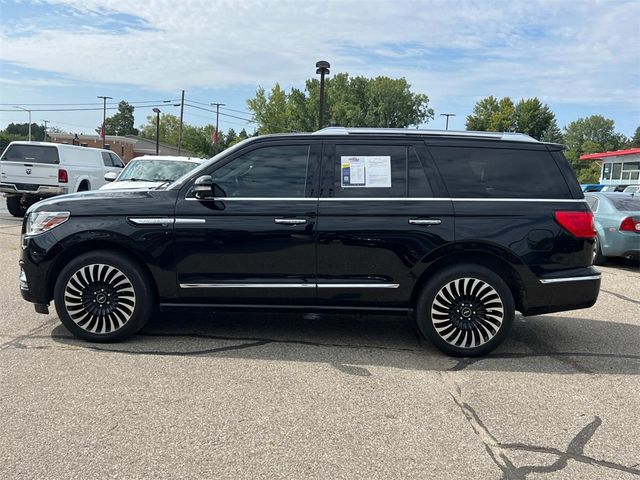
(99, 180), (164, 191)
(27, 188), (179, 217)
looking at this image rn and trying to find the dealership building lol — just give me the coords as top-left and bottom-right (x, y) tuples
(580, 148), (640, 187)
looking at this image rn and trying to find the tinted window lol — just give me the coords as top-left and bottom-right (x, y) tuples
(612, 163), (622, 180)
(101, 152), (113, 167)
(610, 196), (640, 211)
(213, 145), (309, 197)
(429, 146), (571, 198)
(110, 153), (124, 168)
(334, 145), (406, 198)
(408, 146), (433, 197)
(2, 144), (59, 164)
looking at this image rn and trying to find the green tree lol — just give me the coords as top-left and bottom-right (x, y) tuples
(5, 122), (46, 141)
(466, 96), (562, 142)
(97, 101), (138, 136)
(563, 115), (627, 183)
(630, 126), (640, 147)
(247, 73), (434, 134)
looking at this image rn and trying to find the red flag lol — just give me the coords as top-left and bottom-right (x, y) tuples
(213, 127), (219, 145)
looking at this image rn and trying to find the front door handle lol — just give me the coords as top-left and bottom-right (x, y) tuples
(274, 218), (307, 225)
(408, 218), (442, 225)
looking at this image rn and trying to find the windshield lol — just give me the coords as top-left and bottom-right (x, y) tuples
(117, 160), (198, 182)
(610, 196), (640, 211)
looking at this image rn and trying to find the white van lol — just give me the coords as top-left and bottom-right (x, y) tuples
(0, 141), (124, 217)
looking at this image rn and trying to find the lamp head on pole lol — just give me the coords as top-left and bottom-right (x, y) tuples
(152, 108), (161, 114)
(315, 60), (330, 75)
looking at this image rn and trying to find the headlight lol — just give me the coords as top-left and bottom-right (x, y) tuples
(26, 211), (70, 236)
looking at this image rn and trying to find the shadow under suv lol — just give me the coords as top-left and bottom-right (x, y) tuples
(19, 128), (600, 356)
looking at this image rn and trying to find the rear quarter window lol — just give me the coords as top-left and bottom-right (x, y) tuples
(429, 145), (571, 198)
(1, 144), (59, 164)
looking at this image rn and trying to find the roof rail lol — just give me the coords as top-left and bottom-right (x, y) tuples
(312, 127), (539, 143)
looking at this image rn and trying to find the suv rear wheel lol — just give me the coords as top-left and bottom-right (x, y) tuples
(6, 196), (27, 217)
(416, 264), (515, 357)
(53, 250), (154, 342)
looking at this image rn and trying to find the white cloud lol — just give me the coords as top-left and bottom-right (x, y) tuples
(0, 0), (638, 113)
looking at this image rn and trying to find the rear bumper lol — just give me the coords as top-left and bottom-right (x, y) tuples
(0, 183), (67, 197)
(522, 268), (601, 316)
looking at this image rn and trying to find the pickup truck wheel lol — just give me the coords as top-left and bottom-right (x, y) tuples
(6, 196), (27, 217)
(53, 251), (154, 342)
(416, 264), (514, 357)
(77, 181), (89, 192)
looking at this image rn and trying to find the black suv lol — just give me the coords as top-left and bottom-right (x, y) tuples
(19, 128), (600, 356)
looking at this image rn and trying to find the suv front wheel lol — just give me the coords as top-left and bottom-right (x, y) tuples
(416, 264), (515, 357)
(53, 250), (154, 342)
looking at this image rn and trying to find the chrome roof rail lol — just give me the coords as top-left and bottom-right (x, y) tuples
(312, 127), (539, 143)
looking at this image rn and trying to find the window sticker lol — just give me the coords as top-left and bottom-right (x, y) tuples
(341, 156), (391, 188)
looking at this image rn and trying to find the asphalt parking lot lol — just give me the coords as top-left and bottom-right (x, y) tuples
(0, 201), (639, 480)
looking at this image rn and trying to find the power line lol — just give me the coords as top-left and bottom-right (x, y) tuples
(185, 98), (253, 117)
(0, 103), (176, 112)
(0, 99), (180, 106)
(182, 103), (256, 123)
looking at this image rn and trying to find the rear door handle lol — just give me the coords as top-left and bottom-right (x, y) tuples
(408, 218), (442, 225)
(274, 218), (307, 225)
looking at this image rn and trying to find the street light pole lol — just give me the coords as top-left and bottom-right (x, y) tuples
(152, 108), (161, 155)
(440, 113), (456, 130)
(97, 95), (112, 147)
(315, 60), (330, 130)
(43, 120), (49, 142)
(14, 106), (32, 141)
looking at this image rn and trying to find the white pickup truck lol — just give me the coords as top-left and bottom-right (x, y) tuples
(0, 141), (124, 217)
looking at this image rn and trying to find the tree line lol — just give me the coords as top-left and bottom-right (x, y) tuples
(2, 74), (638, 183)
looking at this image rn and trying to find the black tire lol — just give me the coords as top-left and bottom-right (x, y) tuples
(415, 264), (515, 357)
(6, 196), (27, 217)
(53, 250), (154, 342)
(593, 235), (606, 266)
(77, 181), (90, 192)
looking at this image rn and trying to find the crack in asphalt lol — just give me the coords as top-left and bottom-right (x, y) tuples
(601, 289), (640, 306)
(440, 371), (640, 479)
(0, 318), (58, 352)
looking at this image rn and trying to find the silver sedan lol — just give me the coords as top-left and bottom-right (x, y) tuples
(585, 192), (640, 265)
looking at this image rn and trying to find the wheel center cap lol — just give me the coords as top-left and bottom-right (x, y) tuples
(461, 307), (472, 318)
(96, 293), (107, 304)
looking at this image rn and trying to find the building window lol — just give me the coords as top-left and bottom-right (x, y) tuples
(602, 163), (611, 180)
(612, 163), (622, 180)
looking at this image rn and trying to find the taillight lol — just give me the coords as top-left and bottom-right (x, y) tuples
(58, 168), (68, 183)
(554, 211), (596, 238)
(619, 217), (640, 233)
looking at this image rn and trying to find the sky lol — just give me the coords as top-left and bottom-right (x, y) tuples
(0, 0), (639, 138)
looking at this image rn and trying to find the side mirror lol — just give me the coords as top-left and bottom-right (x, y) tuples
(104, 171), (118, 182)
(193, 175), (214, 199)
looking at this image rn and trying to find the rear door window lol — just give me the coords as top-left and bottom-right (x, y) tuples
(333, 144), (407, 198)
(428, 145), (571, 198)
(109, 153), (124, 168)
(101, 152), (114, 167)
(1, 144), (59, 164)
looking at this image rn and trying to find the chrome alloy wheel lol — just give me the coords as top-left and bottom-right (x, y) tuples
(430, 277), (504, 349)
(63, 264), (136, 334)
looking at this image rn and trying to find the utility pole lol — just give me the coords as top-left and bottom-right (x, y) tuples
(152, 108), (161, 155)
(440, 113), (456, 130)
(14, 106), (32, 141)
(97, 95), (112, 147)
(211, 102), (225, 147)
(178, 90), (185, 154)
(43, 120), (49, 142)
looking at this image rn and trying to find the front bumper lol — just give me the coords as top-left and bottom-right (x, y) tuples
(522, 267), (601, 316)
(0, 183), (67, 197)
